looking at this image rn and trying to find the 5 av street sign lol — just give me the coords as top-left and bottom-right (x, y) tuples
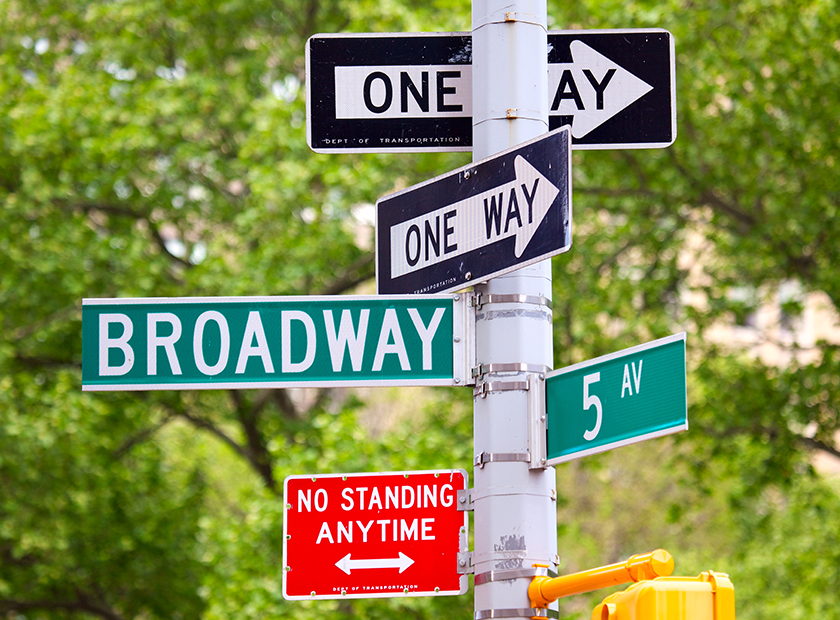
(283, 470), (468, 600)
(306, 29), (675, 152)
(544, 333), (687, 465)
(82, 295), (472, 390)
(376, 127), (571, 295)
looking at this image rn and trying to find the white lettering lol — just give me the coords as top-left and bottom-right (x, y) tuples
(338, 521), (352, 543)
(341, 488), (354, 511)
(282, 311), (316, 373)
(147, 313), (182, 376)
(368, 487), (382, 510)
(401, 519), (418, 541)
(377, 519), (389, 541)
(372, 308), (410, 371)
(421, 518), (435, 540)
(357, 519), (373, 543)
(408, 307), (445, 370)
(440, 484), (454, 507)
(314, 488), (328, 512)
(424, 485), (437, 508)
(98, 313), (134, 376)
(632, 360), (643, 394)
(622, 364), (633, 398)
(235, 311), (274, 374)
(401, 485), (415, 509)
(298, 489), (311, 512)
(316, 522), (334, 544)
(323, 309), (369, 372)
(356, 486), (368, 508)
(386, 486), (399, 509)
(193, 311), (230, 375)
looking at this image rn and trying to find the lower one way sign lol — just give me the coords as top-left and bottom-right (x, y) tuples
(377, 127), (571, 294)
(283, 469), (468, 600)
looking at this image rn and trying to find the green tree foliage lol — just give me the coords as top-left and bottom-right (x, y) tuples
(1, 0), (839, 618)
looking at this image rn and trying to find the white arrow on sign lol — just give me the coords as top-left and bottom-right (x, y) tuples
(549, 40), (654, 139)
(389, 155), (560, 278)
(335, 552), (415, 575)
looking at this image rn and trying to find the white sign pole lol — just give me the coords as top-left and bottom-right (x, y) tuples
(471, 1), (559, 619)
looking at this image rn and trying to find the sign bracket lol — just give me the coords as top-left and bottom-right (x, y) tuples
(528, 373), (548, 470)
(454, 293), (477, 386)
(457, 551), (475, 575)
(457, 488), (474, 512)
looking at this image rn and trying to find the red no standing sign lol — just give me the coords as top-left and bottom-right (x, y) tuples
(283, 469), (468, 599)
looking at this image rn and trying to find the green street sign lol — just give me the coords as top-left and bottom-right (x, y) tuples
(82, 295), (472, 391)
(544, 333), (687, 465)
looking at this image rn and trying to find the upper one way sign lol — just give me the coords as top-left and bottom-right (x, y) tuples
(306, 29), (676, 152)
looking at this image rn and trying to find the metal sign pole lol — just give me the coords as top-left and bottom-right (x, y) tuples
(471, 1), (559, 619)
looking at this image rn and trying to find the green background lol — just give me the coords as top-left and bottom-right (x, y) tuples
(546, 338), (686, 461)
(82, 297), (454, 387)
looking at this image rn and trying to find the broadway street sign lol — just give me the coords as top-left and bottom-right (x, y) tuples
(376, 127), (571, 295)
(544, 333), (687, 465)
(82, 295), (473, 390)
(283, 469), (468, 599)
(306, 29), (675, 152)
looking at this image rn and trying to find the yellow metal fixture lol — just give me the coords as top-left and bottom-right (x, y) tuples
(530, 549), (675, 609)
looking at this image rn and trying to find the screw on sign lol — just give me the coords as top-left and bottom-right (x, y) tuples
(282, 470), (468, 600)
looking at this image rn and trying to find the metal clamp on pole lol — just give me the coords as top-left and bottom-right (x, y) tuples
(473, 379), (530, 398)
(471, 293), (553, 310)
(472, 363), (551, 379)
(529, 550), (675, 609)
(474, 451), (531, 469)
(475, 566), (557, 586)
(475, 609), (560, 620)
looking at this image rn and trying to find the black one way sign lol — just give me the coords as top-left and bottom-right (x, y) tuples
(376, 127), (571, 295)
(306, 29), (675, 153)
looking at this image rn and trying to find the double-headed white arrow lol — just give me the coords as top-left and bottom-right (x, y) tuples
(549, 40), (654, 139)
(389, 155), (561, 278)
(335, 552), (415, 575)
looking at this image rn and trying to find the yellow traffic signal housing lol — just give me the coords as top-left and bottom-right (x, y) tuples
(591, 570), (735, 620)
